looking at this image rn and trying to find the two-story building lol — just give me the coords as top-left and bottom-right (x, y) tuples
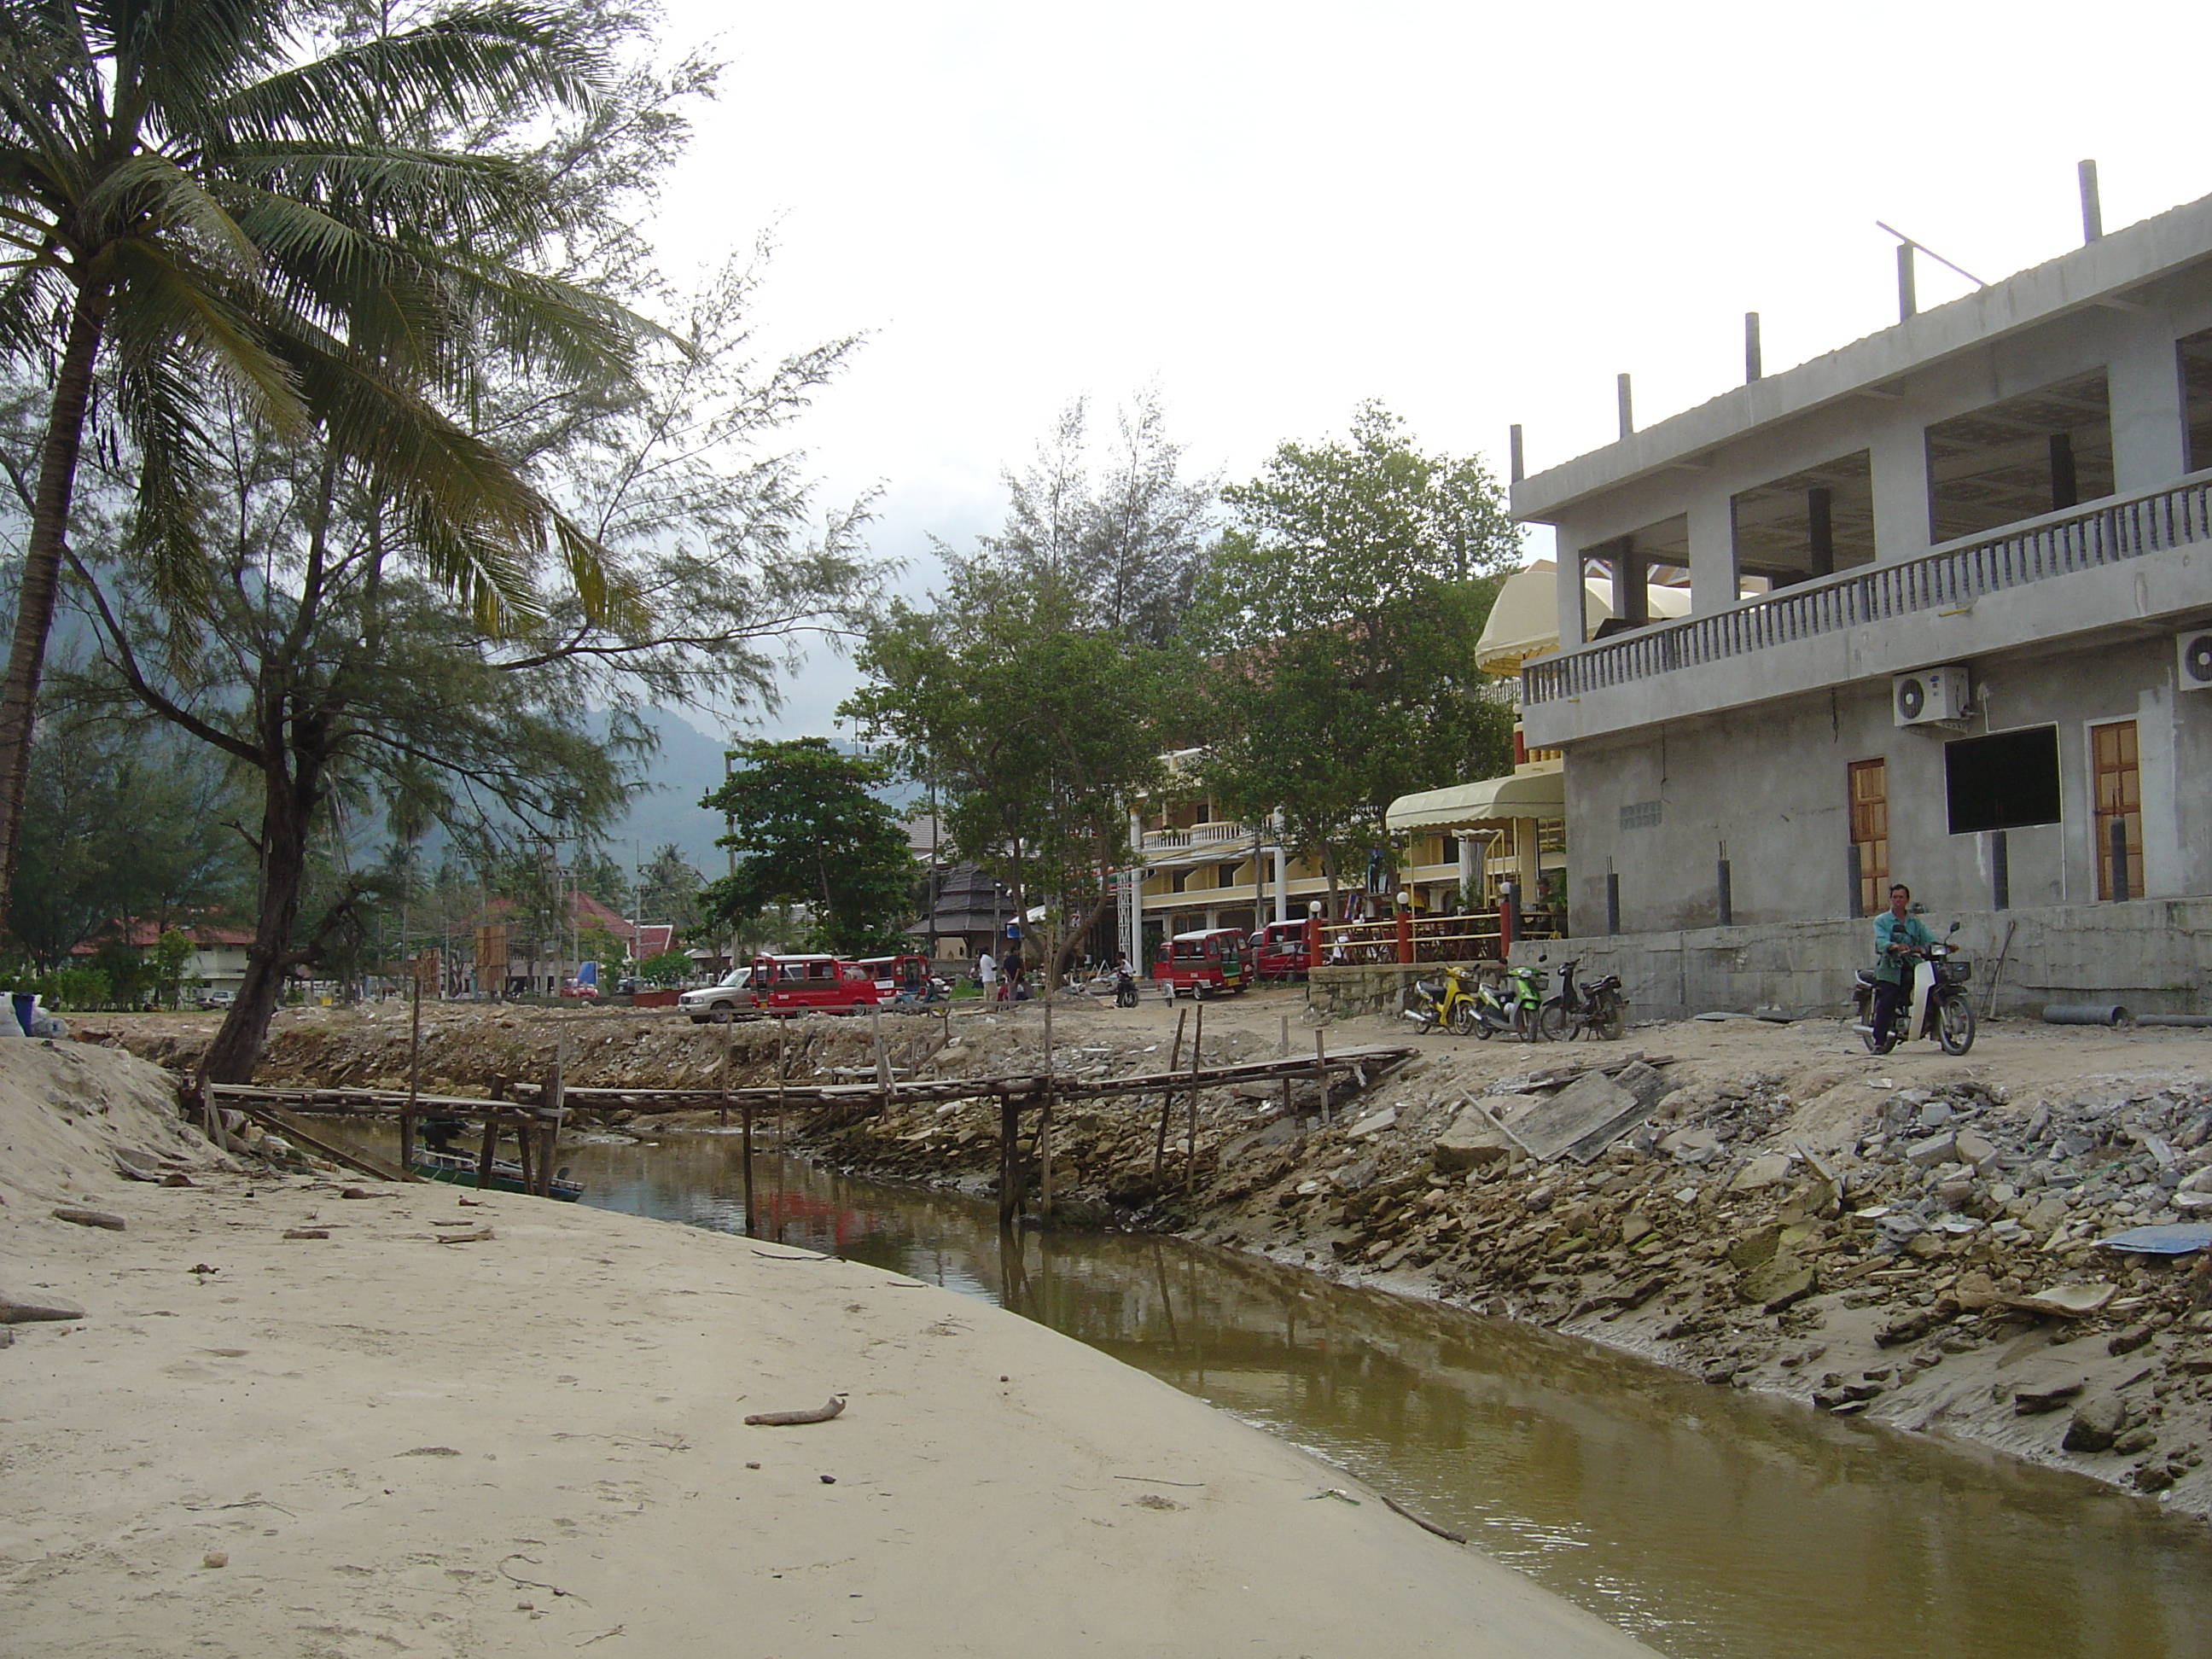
(1511, 183), (2212, 1014)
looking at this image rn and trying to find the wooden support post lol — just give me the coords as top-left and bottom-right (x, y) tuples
(742, 1092), (757, 1237)
(1279, 1012), (1292, 1121)
(515, 1114), (536, 1192)
(998, 1091), (1022, 1228)
(1315, 1031), (1330, 1124)
(403, 962), (422, 1175)
(872, 1005), (892, 1116)
(542, 1040), (566, 1197)
(474, 1113), (499, 1190)
(1039, 998), (1055, 1222)
(719, 1034), (731, 1128)
(1152, 1006), (1188, 1181)
(777, 1024), (789, 1154)
(538, 1123), (557, 1195)
(1185, 1001), (1204, 1193)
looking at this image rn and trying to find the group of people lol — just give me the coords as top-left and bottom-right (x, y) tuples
(973, 945), (1029, 1002)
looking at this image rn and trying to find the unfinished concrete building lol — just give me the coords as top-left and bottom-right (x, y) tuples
(1510, 177), (2212, 1015)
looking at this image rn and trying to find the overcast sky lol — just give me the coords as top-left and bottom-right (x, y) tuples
(645, 0), (2211, 743)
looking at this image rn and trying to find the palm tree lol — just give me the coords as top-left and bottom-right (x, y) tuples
(0, 0), (641, 936)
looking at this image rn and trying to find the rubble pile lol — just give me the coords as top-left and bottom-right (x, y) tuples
(802, 1027), (2212, 1516)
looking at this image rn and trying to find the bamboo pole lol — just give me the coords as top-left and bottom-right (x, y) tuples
(1278, 1012), (1290, 1122)
(872, 1005), (892, 1116)
(1315, 1030), (1330, 1123)
(1151, 1006), (1188, 1181)
(541, 1039), (566, 1197)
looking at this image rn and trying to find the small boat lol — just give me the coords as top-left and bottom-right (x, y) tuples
(408, 1148), (584, 1202)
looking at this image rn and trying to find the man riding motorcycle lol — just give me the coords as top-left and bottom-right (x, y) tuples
(1868, 882), (1936, 1049)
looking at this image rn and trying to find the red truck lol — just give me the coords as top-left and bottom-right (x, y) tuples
(1151, 928), (1249, 998)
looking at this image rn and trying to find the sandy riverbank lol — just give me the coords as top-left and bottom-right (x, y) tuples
(0, 1040), (1656, 1659)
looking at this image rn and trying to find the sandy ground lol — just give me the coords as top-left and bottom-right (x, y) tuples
(0, 1039), (1657, 1659)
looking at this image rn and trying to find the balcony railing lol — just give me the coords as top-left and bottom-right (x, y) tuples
(1523, 471), (2212, 705)
(1142, 820), (1255, 853)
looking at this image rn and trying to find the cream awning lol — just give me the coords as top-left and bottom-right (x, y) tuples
(1475, 558), (1693, 677)
(1386, 764), (1566, 832)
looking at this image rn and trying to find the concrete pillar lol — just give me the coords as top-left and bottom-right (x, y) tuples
(2107, 314), (2187, 492)
(1685, 488), (1736, 614)
(1272, 843), (1289, 923)
(1458, 832), (1478, 908)
(1515, 818), (1540, 903)
(1870, 418), (1933, 559)
(1556, 549), (1589, 648)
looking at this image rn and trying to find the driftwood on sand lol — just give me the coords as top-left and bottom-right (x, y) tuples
(743, 1394), (847, 1427)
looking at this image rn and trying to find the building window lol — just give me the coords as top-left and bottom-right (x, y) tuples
(1944, 726), (2062, 834)
(1848, 760), (1889, 917)
(1217, 862), (1243, 888)
(2091, 719), (2142, 899)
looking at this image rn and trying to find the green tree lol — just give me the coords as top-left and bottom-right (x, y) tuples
(0, 0), (647, 940)
(696, 738), (914, 957)
(633, 843), (702, 932)
(637, 946), (690, 986)
(149, 926), (198, 1008)
(1193, 404), (1521, 900)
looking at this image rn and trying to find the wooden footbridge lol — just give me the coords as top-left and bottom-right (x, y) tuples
(201, 1002), (1411, 1226)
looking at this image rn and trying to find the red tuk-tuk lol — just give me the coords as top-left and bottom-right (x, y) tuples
(753, 954), (882, 1014)
(1249, 919), (1313, 981)
(1151, 928), (1249, 998)
(859, 953), (934, 998)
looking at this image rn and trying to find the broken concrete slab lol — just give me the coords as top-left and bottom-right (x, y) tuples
(2008, 1281), (2118, 1319)
(1730, 1152), (1796, 1191)
(1430, 1108), (1517, 1173)
(1512, 1068), (1670, 1164)
(1345, 1108), (1397, 1142)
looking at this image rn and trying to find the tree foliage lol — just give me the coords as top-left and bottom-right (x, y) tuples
(1194, 404), (1521, 896)
(696, 738), (913, 957)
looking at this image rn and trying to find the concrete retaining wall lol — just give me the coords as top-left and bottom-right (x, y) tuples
(1499, 897), (2212, 1022)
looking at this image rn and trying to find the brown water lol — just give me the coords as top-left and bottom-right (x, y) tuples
(522, 1130), (2212, 1658)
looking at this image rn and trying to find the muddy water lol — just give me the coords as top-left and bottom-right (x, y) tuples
(544, 1130), (2212, 1659)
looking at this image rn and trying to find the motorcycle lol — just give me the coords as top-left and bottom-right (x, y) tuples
(1537, 958), (1627, 1042)
(1853, 922), (1976, 1056)
(1467, 961), (1547, 1041)
(1114, 967), (1140, 1008)
(1404, 965), (1480, 1036)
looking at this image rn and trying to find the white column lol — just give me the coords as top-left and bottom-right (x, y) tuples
(1458, 832), (1477, 907)
(1555, 549), (1588, 649)
(1272, 843), (1289, 923)
(2108, 314), (2187, 492)
(1685, 487), (1736, 614)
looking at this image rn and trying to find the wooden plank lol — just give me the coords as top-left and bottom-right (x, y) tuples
(230, 1103), (418, 1185)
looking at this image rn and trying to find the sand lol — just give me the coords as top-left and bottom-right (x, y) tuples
(0, 1039), (1656, 1658)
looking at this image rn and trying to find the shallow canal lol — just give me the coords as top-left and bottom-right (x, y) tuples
(550, 1129), (2212, 1659)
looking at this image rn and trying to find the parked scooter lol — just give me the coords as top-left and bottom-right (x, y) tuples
(1114, 966), (1141, 1008)
(1404, 965), (1480, 1036)
(1853, 922), (1976, 1056)
(1537, 958), (1627, 1042)
(1467, 961), (1547, 1041)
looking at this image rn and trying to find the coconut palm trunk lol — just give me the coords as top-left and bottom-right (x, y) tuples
(0, 287), (108, 933)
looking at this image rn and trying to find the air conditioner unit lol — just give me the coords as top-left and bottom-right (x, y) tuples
(2180, 629), (2212, 691)
(1893, 665), (1971, 727)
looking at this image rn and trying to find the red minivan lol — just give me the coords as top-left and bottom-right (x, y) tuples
(1249, 919), (1313, 981)
(1151, 928), (1249, 998)
(754, 954), (882, 1014)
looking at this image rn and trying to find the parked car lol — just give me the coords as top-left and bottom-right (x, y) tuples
(754, 953), (882, 1015)
(1249, 919), (1313, 981)
(679, 967), (757, 1023)
(196, 988), (236, 1010)
(1151, 927), (1249, 998)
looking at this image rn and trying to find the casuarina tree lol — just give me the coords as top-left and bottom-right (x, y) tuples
(0, 0), (642, 937)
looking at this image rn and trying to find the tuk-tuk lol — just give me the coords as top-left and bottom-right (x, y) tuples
(752, 954), (882, 1014)
(1151, 928), (1249, 998)
(1249, 919), (1313, 981)
(859, 953), (934, 998)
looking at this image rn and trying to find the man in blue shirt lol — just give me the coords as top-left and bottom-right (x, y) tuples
(1870, 882), (1936, 1047)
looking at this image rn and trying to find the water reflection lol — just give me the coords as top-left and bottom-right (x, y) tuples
(533, 1131), (2212, 1659)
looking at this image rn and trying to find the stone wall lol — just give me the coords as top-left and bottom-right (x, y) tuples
(1501, 896), (2212, 1022)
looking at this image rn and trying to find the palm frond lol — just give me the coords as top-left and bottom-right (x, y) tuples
(401, 497), (542, 636)
(80, 150), (259, 273)
(103, 235), (309, 436)
(212, 4), (606, 145)
(550, 509), (646, 633)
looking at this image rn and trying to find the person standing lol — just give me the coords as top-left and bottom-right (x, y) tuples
(977, 948), (997, 998)
(1870, 882), (1936, 1047)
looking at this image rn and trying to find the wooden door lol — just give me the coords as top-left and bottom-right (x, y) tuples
(2091, 719), (2142, 899)
(1848, 760), (1888, 916)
